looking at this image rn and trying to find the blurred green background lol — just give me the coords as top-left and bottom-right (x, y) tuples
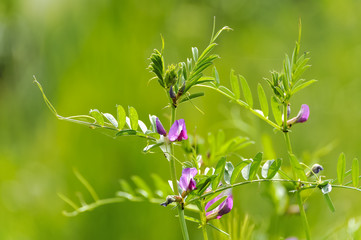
(1, 0), (361, 239)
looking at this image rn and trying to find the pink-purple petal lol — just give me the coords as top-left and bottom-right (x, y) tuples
(156, 118), (167, 136)
(168, 119), (188, 142)
(179, 168), (197, 192)
(296, 104), (310, 123)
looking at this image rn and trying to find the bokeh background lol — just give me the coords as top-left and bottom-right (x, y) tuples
(1, 0), (361, 239)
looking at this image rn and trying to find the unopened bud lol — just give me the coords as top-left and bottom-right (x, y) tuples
(306, 164), (324, 177)
(164, 65), (177, 88)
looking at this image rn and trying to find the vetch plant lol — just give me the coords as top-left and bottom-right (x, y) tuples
(34, 19), (361, 240)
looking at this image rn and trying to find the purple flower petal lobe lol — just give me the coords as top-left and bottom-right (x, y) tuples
(156, 118), (167, 136)
(296, 104), (310, 123)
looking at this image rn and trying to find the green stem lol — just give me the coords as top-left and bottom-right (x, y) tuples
(296, 191), (311, 240)
(200, 200), (209, 240)
(282, 105), (311, 240)
(169, 106), (190, 240)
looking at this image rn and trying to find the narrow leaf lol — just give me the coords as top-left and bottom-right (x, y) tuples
(213, 66), (220, 87)
(179, 92), (205, 103)
(289, 154), (307, 181)
(230, 69), (240, 99)
(262, 158), (282, 179)
(239, 75), (253, 108)
(292, 79), (317, 95)
(143, 142), (164, 153)
(119, 179), (135, 196)
(213, 157), (226, 189)
(257, 83), (269, 118)
(337, 152), (346, 185)
(103, 113), (118, 128)
(218, 86), (235, 98)
(231, 160), (252, 184)
(90, 109), (104, 126)
(241, 162), (252, 181)
(271, 96), (282, 126)
(249, 152), (263, 180)
(128, 106), (139, 130)
(192, 47), (199, 62)
(323, 193), (335, 213)
(206, 195), (227, 212)
(352, 158), (359, 187)
(224, 162), (234, 184)
(116, 105), (126, 130)
(131, 176), (153, 199)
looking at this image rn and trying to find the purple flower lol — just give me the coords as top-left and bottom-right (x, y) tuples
(287, 104), (310, 126)
(156, 118), (167, 136)
(295, 104), (309, 123)
(179, 168), (197, 194)
(205, 190), (233, 221)
(155, 118), (188, 142)
(168, 119), (188, 141)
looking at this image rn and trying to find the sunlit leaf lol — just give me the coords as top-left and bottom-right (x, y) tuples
(230, 69), (240, 99)
(128, 106), (139, 130)
(337, 152), (346, 185)
(249, 152), (263, 180)
(116, 105), (126, 130)
(213, 157), (226, 189)
(271, 96), (282, 126)
(261, 159), (282, 179)
(239, 75), (253, 108)
(224, 162), (234, 184)
(90, 109), (104, 126)
(289, 154), (307, 181)
(231, 160), (252, 184)
(257, 84), (269, 118)
(213, 66), (220, 87)
(131, 176), (153, 199)
(103, 113), (118, 128)
(352, 158), (359, 187)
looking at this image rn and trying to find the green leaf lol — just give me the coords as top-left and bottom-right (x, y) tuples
(179, 92), (205, 103)
(131, 176), (153, 199)
(231, 160), (252, 184)
(337, 152), (346, 185)
(261, 159), (282, 179)
(213, 66), (220, 87)
(289, 154), (307, 181)
(207, 223), (230, 237)
(224, 162), (234, 184)
(323, 192), (335, 213)
(271, 97), (282, 126)
(128, 106), (139, 130)
(257, 84), (269, 118)
(292, 79), (317, 95)
(230, 69), (240, 99)
(116, 105), (126, 130)
(151, 174), (172, 197)
(239, 75), (253, 108)
(143, 142), (164, 153)
(181, 215), (201, 224)
(192, 47), (199, 62)
(119, 179), (135, 196)
(241, 162), (252, 180)
(89, 109), (104, 126)
(103, 113), (118, 128)
(352, 158), (359, 187)
(213, 157), (226, 189)
(218, 86), (235, 98)
(206, 195), (227, 212)
(249, 152), (263, 180)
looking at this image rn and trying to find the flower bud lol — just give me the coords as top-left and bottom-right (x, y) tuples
(164, 65), (177, 88)
(307, 164), (323, 177)
(205, 190), (233, 221)
(156, 117), (167, 136)
(287, 104), (310, 126)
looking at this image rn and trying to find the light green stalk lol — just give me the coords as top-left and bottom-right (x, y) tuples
(283, 103), (311, 240)
(169, 106), (190, 240)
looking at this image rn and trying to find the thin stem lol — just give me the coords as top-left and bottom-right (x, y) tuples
(296, 191), (311, 240)
(282, 107), (311, 240)
(169, 106), (190, 240)
(200, 200), (209, 240)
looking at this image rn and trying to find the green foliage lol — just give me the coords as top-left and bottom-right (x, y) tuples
(337, 152), (346, 185)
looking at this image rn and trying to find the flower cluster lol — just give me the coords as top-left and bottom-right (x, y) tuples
(156, 118), (188, 141)
(161, 167), (233, 221)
